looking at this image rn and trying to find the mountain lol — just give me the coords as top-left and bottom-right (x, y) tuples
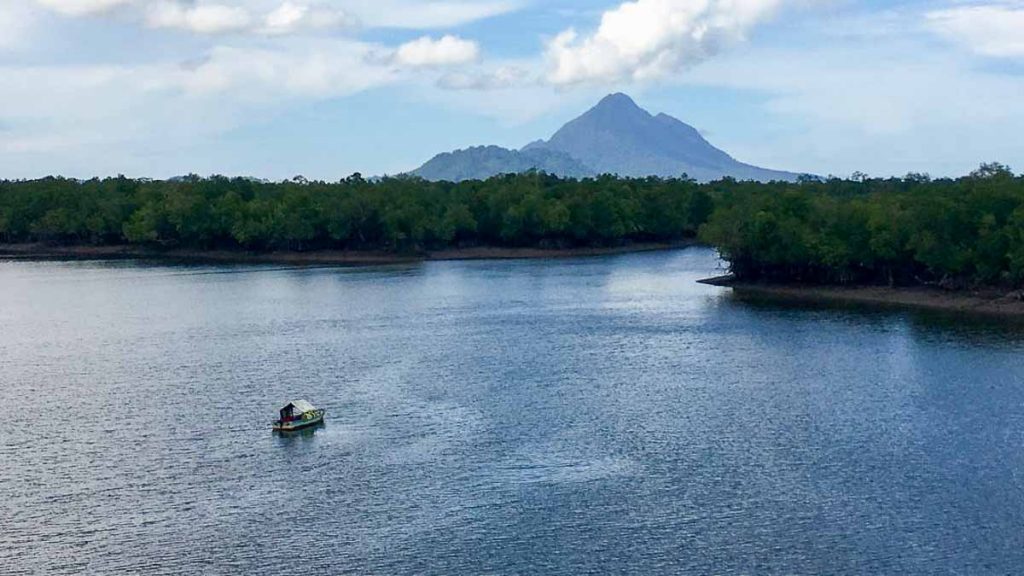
(528, 93), (800, 182)
(412, 145), (595, 182)
(410, 93), (802, 183)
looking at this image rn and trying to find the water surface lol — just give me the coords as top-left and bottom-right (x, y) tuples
(2, 248), (1024, 574)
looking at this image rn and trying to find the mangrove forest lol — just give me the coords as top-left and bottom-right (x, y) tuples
(1, 163), (1023, 289)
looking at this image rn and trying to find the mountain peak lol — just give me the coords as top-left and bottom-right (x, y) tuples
(595, 92), (640, 110)
(586, 93), (649, 122)
(569, 92), (651, 133)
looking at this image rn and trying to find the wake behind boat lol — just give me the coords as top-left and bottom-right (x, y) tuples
(273, 400), (325, 432)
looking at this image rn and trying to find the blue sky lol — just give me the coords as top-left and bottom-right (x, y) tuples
(2, 0), (1023, 180)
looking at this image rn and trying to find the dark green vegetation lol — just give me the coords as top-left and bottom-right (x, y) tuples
(701, 163), (1024, 289)
(0, 173), (713, 252)
(2, 164), (1022, 289)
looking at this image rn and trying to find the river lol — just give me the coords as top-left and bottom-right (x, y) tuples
(2, 247), (1023, 574)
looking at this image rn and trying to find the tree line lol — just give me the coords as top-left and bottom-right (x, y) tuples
(700, 163), (1024, 289)
(0, 172), (712, 252)
(2, 164), (1022, 289)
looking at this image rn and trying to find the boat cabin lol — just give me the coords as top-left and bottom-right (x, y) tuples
(279, 399), (317, 423)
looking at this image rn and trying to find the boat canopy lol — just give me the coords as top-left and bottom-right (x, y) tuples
(280, 400), (317, 415)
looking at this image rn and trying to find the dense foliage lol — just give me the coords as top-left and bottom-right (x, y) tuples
(0, 172), (712, 252)
(3, 164), (1023, 289)
(700, 164), (1024, 288)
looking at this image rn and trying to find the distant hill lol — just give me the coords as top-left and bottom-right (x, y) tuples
(410, 93), (802, 183)
(411, 145), (595, 182)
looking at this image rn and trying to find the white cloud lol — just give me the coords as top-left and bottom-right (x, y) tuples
(0, 37), (403, 176)
(0, 0), (496, 174)
(927, 4), (1024, 57)
(146, 1), (252, 34)
(260, 2), (354, 35)
(546, 0), (788, 85)
(394, 35), (480, 67)
(33, 0), (132, 17)
(178, 40), (395, 97)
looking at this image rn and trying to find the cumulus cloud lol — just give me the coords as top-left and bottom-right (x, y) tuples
(33, 0), (132, 17)
(546, 0), (787, 85)
(394, 35), (480, 67)
(926, 3), (1024, 57)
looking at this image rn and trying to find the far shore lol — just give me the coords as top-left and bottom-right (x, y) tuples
(700, 274), (1024, 319)
(0, 241), (693, 266)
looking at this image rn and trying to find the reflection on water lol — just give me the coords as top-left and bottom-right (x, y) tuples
(729, 289), (1024, 347)
(2, 248), (1024, 575)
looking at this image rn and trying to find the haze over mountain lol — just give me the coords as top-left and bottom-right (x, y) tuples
(411, 94), (801, 183)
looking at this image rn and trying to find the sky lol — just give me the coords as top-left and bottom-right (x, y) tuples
(1, 0), (1023, 180)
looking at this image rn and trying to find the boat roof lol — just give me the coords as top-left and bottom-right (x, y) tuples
(281, 399), (317, 413)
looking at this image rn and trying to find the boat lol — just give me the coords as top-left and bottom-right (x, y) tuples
(273, 400), (325, 432)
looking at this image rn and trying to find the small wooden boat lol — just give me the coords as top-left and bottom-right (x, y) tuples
(273, 400), (325, 432)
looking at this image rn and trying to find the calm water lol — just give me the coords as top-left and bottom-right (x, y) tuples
(2, 248), (1024, 575)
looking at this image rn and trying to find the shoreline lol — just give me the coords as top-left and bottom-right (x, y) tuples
(0, 241), (692, 266)
(700, 274), (1024, 319)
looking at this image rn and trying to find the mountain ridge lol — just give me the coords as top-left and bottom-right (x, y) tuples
(411, 145), (596, 182)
